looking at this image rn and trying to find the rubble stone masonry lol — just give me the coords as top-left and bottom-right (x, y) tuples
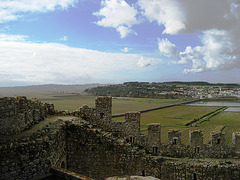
(1, 96), (240, 180)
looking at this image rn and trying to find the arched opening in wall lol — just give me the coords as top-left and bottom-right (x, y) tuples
(193, 173), (197, 180)
(173, 138), (177, 145)
(217, 139), (221, 144)
(142, 170), (145, 176)
(61, 161), (65, 169)
(129, 136), (135, 144)
(195, 147), (200, 154)
(153, 146), (158, 154)
(100, 113), (104, 119)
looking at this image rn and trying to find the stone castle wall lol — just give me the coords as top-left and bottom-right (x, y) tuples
(65, 120), (240, 180)
(65, 120), (149, 179)
(1, 96), (240, 179)
(76, 96), (240, 159)
(0, 96), (54, 135)
(0, 119), (66, 180)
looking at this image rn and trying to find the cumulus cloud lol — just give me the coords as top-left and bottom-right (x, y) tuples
(138, 0), (236, 34)
(148, 0), (240, 74)
(160, 29), (239, 73)
(138, 0), (186, 34)
(182, 29), (237, 73)
(94, 0), (139, 38)
(158, 38), (177, 58)
(0, 34), (158, 84)
(0, 0), (77, 23)
(116, 26), (137, 38)
(137, 57), (151, 68)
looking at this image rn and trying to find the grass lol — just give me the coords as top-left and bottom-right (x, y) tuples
(113, 105), (219, 125)
(41, 94), (185, 114)
(39, 93), (239, 146)
(41, 95), (95, 111)
(199, 111), (240, 146)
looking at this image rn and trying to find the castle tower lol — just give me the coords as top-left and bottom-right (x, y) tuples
(168, 129), (181, 145)
(124, 112), (140, 144)
(232, 132), (240, 153)
(189, 130), (203, 154)
(148, 123), (161, 154)
(95, 96), (112, 121)
(210, 131), (225, 146)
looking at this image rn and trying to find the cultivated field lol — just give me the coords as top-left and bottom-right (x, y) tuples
(113, 103), (239, 146)
(12, 93), (239, 146)
(200, 111), (240, 146)
(40, 95), (184, 114)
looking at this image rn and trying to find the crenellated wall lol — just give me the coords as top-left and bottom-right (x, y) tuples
(65, 119), (240, 180)
(0, 96), (54, 135)
(76, 96), (240, 159)
(0, 119), (66, 180)
(1, 95), (240, 180)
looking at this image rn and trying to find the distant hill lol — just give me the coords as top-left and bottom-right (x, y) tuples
(85, 81), (240, 99)
(0, 84), (106, 97)
(162, 81), (240, 87)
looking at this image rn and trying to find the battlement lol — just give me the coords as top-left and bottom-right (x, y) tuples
(75, 96), (240, 158)
(1, 96), (240, 179)
(95, 96), (112, 121)
(210, 131), (225, 146)
(0, 96), (54, 135)
(233, 132), (240, 153)
(125, 111), (140, 122)
(189, 130), (203, 147)
(148, 123), (161, 153)
(95, 96), (112, 109)
(168, 129), (181, 145)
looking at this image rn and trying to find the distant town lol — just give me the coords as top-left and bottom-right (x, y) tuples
(85, 81), (240, 99)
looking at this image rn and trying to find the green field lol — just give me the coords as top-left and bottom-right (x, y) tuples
(41, 95), (184, 114)
(40, 95), (96, 112)
(113, 105), (219, 126)
(113, 104), (239, 146)
(40, 94), (240, 146)
(199, 111), (240, 146)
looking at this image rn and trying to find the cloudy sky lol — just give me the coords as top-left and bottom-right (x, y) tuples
(0, 0), (240, 86)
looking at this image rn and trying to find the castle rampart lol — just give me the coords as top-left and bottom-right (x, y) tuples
(233, 132), (240, 153)
(75, 96), (240, 159)
(0, 96), (54, 135)
(0, 119), (66, 179)
(1, 96), (240, 179)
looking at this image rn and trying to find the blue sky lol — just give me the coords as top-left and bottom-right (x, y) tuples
(0, 0), (240, 86)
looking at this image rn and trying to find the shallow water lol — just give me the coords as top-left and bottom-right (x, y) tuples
(225, 107), (240, 112)
(188, 101), (240, 107)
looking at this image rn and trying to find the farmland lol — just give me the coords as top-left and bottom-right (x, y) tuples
(112, 102), (240, 146)
(40, 94), (185, 114)
(7, 92), (240, 147)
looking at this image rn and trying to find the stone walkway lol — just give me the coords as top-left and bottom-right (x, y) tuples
(0, 115), (77, 140)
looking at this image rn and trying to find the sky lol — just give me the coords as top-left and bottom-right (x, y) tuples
(0, 0), (240, 86)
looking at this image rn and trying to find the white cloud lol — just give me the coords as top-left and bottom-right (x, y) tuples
(0, 0), (77, 23)
(116, 26), (137, 38)
(121, 47), (129, 53)
(148, 1), (240, 74)
(0, 33), (27, 42)
(167, 29), (239, 73)
(94, 0), (139, 38)
(138, 0), (186, 34)
(0, 34), (159, 84)
(158, 38), (177, 58)
(59, 36), (68, 41)
(137, 57), (151, 68)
